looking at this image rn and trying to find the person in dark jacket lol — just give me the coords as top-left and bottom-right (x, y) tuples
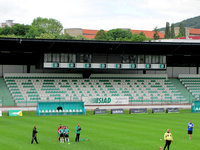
(75, 123), (81, 142)
(31, 125), (39, 144)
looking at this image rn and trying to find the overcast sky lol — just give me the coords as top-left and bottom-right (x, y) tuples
(0, 0), (200, 30)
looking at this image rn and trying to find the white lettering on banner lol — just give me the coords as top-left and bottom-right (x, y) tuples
(82, 97), (129, 105)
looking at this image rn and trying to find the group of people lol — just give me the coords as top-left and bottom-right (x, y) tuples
(57, 123), (82, 143)
(31, 123), (82, 144)
(58, 124), (70, 143)
(162, 120), (194, 150)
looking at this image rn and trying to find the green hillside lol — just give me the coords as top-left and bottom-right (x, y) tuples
(159, 16), (200, 31)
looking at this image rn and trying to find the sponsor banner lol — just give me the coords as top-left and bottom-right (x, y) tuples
(94, 109), (107, 114)
(129, 108), (148, 114)
(8, 110), (23, 116)
(166, 108), (179, 113)
(0, 111), (2, 117)
(83, 97), (129, 105)
(152, 108), (165, 113)
(111, 109), (124, 114)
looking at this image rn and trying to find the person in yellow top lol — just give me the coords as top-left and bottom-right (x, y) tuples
(163, 129), (173, 150)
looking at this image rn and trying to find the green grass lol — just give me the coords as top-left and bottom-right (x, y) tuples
(0, 110), (200, 150)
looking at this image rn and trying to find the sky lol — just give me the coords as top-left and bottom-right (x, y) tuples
(0, 0), (200, 30)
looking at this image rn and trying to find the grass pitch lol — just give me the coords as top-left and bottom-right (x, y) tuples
(0, 110), (200, 150)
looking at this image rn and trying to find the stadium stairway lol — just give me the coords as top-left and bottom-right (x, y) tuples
(0, 78), (15, 106)
(169, 78), (195, 103)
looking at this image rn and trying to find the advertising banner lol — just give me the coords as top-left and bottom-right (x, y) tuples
(83, 97), (129, 105)
(166, 108), (179, 113)
(152, 108), (165, 113)
(94, 109), (107, 114)
(129, 108), (148, 114)
(111, 109), (124, 114)
(8, 110), (23, 116)
(0, 111), (2, 117)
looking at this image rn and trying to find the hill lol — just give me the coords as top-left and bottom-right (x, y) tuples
(159, 16), (200, 31)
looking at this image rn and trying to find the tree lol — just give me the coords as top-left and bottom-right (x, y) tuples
(179, 22), (185, 37)
(106, 29), (132, 41)
(55, 33), (74, 40)
(32, 17), (63, 35)
(95, 29), (107, 40)
(131, 32), (147, 42)
(0, 26), (13, 35)
(12, 24), (30, 36)
(74, 34), (86, 40)
(25, 26), (41, 38)
(153, 27), (160, 40)
(36, 33), (55, 39)
(170, 24), (175, 38)
(164, 22), (170, 39)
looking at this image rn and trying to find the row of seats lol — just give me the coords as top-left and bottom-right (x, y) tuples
(179, 74), (200, 99)
(4, 73), (187, 105)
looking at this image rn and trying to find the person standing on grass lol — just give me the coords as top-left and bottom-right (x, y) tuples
(59, 126), (65, 143)
(31, 125), (39, 144)
(58, 124), (62, 141)
(64, 126), (70, 144)
(163, 129), (173, 150)
(188, 120), (194, 140)
(75, 123), (81, 142)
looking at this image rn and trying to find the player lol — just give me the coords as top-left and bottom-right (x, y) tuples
(58, 124), (62, 141)
(59, 126), (65, 143)
(163, 129), (173, 150)
(31, 125), (39, 144)
(64, 126), (70, 144)
(75, 123), (81, 142)
(188, 120), (194, 140)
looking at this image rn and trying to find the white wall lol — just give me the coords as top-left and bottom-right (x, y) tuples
(167, 67), (197, 78)
(0, 65), (27, 77)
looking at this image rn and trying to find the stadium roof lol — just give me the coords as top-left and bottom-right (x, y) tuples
(0, 38), (200, 55)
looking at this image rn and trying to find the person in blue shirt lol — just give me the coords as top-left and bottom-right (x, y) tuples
(75, 123), (81, 142)
(188, 120), (194, 140)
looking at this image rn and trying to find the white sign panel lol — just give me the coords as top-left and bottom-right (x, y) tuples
(0, 111), (2, 117)
(121, 64), (130, 69)
(137, 64), (145, 69)
(91, 63), (101, 68)
(59, 63), (69, 68)
(82, 97), (129, 105)
(43, 63), (53, 68)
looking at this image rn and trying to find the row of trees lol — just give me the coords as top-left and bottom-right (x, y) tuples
(95, 29), (149, 42)
(0, 18), (150, 41)
(0, 17), (80, 40)
(164, 22), (185, 39)
(1, 17), (184, 41)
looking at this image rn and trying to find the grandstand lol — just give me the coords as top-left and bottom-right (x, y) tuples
(2, 73), (188, 106)
(0, 38), (200, 108)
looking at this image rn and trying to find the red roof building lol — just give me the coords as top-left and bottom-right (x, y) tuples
(131, 30), (165, 39)
(65, 28), (165, 39)
(189, 28), (200, 36)
(82, 29), (99, 39)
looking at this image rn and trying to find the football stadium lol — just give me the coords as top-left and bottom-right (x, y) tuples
(1, 38), (200, 150)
